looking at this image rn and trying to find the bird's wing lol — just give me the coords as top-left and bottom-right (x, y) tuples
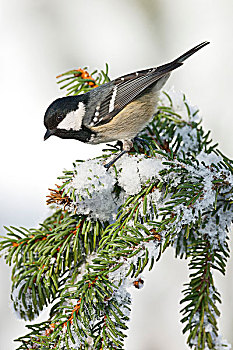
(87, 68), (174, 128)
(88, 41), (209, 128)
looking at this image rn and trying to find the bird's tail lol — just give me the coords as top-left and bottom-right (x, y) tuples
(156, 41), (210, 74)
(175, 41), (210, 64)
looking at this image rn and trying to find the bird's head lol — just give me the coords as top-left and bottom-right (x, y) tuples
(44, 96), (85, 140)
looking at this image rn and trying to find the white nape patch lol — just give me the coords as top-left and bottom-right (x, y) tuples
(57, 102), (85, 131)
(109, 86), (117, 113)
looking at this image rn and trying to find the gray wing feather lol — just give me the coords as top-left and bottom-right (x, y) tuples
(90, 70), (173, 127)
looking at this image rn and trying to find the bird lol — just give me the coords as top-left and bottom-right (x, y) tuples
(44, 41), (209, 168)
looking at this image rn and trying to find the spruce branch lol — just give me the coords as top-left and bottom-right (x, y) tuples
(180, 236), (230, 349)
(56, 64), (110, 96)
(0, 66), (232, 350)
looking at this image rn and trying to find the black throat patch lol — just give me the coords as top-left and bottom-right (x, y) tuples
(55, 125), (95, 143)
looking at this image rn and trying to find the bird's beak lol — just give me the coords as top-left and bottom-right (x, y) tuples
(44, 129), (55, 141)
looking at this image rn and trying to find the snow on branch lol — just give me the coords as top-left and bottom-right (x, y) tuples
(0, 67), (232, 350)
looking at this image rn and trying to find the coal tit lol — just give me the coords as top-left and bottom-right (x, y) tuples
(44, 41), (209, 167)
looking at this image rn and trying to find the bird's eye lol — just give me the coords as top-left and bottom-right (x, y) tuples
(56, 115), (63, 122)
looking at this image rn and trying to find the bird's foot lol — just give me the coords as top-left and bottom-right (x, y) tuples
(105, 140), (123, 151)
(133, 136), (151, 148)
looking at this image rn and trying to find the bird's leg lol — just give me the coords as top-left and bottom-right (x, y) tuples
(104, 140), (133, 169)
(104, 150), (128, 169)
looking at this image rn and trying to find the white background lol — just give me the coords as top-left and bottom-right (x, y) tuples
(1, 1), (233, 349)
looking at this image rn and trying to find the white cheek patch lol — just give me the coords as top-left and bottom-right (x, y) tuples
(57, 102), (85, 131)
